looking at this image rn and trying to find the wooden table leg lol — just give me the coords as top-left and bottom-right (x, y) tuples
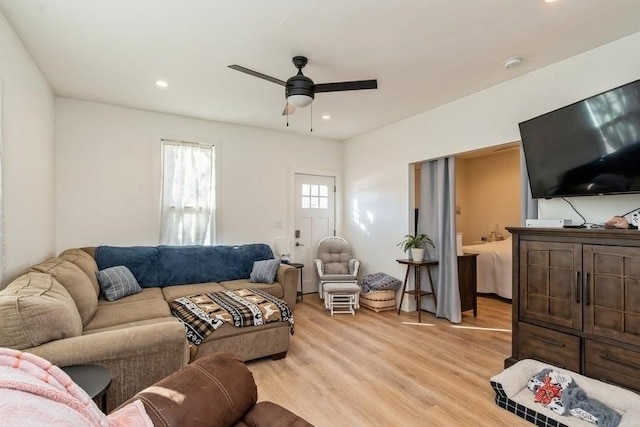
(416, 265), (422, 323)
(425, 265), (437, 312)
(397, 265), (411, 315)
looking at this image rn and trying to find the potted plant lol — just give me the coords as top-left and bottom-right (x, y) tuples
(397, 234), (435, 261)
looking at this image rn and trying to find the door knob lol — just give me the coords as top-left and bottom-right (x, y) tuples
(295, 242), (304, 247)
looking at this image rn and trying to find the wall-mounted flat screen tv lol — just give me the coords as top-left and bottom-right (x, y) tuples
(519, 78), (640, 199)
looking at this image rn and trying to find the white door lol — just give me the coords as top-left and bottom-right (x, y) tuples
(294, 173), (336, 295)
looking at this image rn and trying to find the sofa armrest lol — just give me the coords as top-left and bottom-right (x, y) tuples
(118, 352), (257, 427)
(275, 264), (298, 311)
(26, 319), (188, 413)
(242, 401), (314, 427)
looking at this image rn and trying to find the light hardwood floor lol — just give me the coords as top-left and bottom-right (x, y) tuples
(247, 294), (530, 427)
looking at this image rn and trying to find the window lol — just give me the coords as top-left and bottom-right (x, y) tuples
(160, 139), (215, 245)
(301, 184), (329, 209)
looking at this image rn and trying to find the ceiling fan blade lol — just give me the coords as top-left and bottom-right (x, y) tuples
(314, 79), (377, 93)
(282, 103), (296, 116)
(228, 65), (286, 86)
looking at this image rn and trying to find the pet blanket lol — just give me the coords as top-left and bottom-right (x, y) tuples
(171, 288), (294, 345)
(527, 368), (621, 427)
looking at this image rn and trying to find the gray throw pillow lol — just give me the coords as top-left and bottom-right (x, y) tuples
(249, 259), (281, 284)
(96, 266), (142, 301)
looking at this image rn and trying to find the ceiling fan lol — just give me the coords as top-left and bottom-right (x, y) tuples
(228, 56), (378, 115)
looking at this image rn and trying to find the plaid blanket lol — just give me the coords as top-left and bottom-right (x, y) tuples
(170, 288), (294, 346)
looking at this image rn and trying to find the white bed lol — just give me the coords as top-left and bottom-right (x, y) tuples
(462, 238), (512, 299)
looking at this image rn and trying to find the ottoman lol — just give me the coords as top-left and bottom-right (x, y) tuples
(359, 289), (397, 312)
(323, 282), (360, 315)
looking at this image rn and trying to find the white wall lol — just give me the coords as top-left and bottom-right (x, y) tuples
(55, 98), (342, 252)
(343, 31), (640, 284)
(458, 149), (520, 244)
(0, 12), (56, 283)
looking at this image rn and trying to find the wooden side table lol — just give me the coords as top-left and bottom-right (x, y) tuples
(62, 364), (112, 412)
(288, 262), (304, 301)
(396, 258), (438, 323)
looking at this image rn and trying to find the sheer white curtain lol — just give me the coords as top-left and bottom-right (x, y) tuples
(160, 139), (215, 245)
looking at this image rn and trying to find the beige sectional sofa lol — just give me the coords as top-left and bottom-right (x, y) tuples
(0, 246), (298, 412)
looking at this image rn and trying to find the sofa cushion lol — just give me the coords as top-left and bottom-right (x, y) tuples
(98, 287), (164, 306)
(219, 280), (283, 300)
(83, 298), (171, 331)
(96, 266), (142, 301)
(82, 317), (181, 335)
(0, 273), (83, 349)
(249, 259), (280, 284)
(29, 258), (98, 326)
(58, 248), (100, 296)
(162, 282), (227, 304)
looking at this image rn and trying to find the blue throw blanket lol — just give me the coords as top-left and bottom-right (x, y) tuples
(95, 244), (274, 287)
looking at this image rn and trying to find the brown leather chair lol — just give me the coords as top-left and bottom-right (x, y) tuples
(117, 352), (312, 427)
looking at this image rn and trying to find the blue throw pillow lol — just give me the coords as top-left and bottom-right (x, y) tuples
(249, 259), (280, 284)
(96, 266), (142, 301)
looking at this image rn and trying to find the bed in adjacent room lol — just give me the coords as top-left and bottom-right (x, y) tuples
(462, 238), (512, 299)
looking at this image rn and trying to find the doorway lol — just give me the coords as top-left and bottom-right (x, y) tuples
(293, 173), (336, 295)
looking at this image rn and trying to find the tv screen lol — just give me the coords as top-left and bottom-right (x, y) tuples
(519, 79), (640, 199)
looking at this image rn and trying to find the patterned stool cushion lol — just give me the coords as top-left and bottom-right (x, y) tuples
(359, 289), (396, 312)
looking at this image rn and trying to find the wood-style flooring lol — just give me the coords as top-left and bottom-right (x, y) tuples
(247, 294), (530, 427)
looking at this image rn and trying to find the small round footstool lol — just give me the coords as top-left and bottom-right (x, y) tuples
(323, 282), (360, 315)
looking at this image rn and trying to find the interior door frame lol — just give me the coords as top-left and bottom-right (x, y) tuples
(289, 168), (342, 262)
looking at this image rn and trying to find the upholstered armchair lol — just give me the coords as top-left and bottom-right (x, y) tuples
(314, 237), (360, 299)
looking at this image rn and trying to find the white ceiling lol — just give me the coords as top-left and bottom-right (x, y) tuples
(2, 1), (640, 141)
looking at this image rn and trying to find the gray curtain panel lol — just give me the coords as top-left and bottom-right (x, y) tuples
(419, 157), (461, 323)
(520, 147), (538, 224)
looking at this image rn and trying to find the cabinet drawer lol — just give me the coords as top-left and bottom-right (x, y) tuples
(518, 322), (580, 372)
(584, 340), (640, 393)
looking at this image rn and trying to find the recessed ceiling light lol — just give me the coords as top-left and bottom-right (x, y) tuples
(503, 57), (523, 69)
(544, 0), (557, 3)
(321, 114), (331, 120)
(155, 80), (168, 88)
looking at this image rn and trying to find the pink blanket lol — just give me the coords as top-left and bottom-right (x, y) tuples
(0, 347), (153, 427)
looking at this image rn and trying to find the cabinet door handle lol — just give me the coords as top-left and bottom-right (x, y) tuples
(601, 353), (640, 370)
(585, 272), (591, 306)
(575, 271), (581, 304)
(530, 333), (566, 347)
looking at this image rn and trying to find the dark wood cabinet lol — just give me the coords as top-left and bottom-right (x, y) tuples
(458, 253), (478, 317)
(508, 227), (640, 392)
(518, 240), (582, 330)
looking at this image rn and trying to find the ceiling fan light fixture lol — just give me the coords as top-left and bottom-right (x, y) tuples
(287, 94), (313, 108)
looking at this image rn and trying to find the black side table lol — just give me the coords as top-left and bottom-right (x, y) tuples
(288, 263), (304, 301)
(62, 364), (112, 412)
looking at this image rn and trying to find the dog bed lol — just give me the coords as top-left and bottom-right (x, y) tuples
(490, 359), (640, 427)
